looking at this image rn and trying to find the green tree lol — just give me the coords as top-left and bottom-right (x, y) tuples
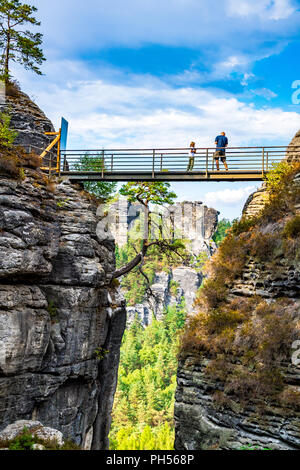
(0, 0), (45, 82)
(114, 182), (185, 279)
(74, 153), (117, 201)
(0, 109), (17, 147)
(212, 218), (232, 246)
(109, 302), (187, 450)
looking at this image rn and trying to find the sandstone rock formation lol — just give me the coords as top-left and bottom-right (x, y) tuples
(242, 185), (269, 219)
(0, 420), (64, 448)
(175, 353), (300, 450)
(243, 128), (300, 219)
(287, 129), (300, 163)
(123, 201), (218, 325)
(127, 267), (202, 325)
(174, 165), (300, 450)
(0, 170), (126, 449)
(111, 199), (218, 255)
(2, 88), (55, 152)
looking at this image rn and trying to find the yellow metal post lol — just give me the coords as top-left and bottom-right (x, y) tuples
(40, 129), (61, 171)
(57, 130), (61, 175)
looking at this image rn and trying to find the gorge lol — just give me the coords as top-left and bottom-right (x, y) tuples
(0, 88), (299, 451)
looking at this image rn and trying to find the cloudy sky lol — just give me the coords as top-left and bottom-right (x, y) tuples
(11, 0), (300, 219)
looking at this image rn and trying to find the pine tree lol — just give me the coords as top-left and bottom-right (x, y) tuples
(109, 303), (187, 450)
(74, 153), (117, 200)
(113, 182), (182, 278)
(0, 0), (45, 82)
(0, 110), (17, 147)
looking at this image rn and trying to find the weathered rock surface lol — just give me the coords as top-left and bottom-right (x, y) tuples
(0, 420), (64, 447)
(175, 270), (300, 450)
(0, 172), (126, 449)
(167, 201), (218, 256)
(2, 89), (55, 152)
(175, 356), (300, 450)
(127, 267), (202, 325)
(111, 199), (218, 255)
(287, 129), (300, 163)
(242, 185), (269, 219)
(174, 170), (300, 450)
(124, 201), (218, 326)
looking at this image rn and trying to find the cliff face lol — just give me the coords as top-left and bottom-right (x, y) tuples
(0, 170), (126, 449)
(287, 130), (300, 163)
(174, 163), (300, 450)
(243, 128), (300, 220)
(127, 267), (203, 326)
(120, 201), (219, 325)
(2, 88), (55, 152)
(242, 185), (269, 219)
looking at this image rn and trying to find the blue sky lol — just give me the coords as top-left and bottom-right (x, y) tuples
(11, 0), (300, 220)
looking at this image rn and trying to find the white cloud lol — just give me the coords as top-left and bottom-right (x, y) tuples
(16, 59), (300, 150)
(172, 42), (288, 86)
(32, 0), (300, 53)
(241, 73), (255, 86)
(228, 0), (296, 20)
(270, 0), (296, 20)
(250, 88), (278, 100)
(22, 0), (299, 95)
(203, 186), (257, 206)
(220, 56), (249, 70)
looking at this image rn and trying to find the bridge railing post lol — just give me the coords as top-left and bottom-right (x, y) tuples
(160, 153), (163, 172)
(111, 154), (114, 173)
(152, 150), (155, 179)
(102, 151), (105, 178)
(60, 151), (63, 176)
(206, 149), (208, 178)
(262, 147), (265, 177)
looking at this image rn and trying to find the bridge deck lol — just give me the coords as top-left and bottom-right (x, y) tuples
(53, 145), (298, 182)
(63, 170), (265, 182)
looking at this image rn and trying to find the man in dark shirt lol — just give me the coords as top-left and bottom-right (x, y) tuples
(214, 132), (228, 171)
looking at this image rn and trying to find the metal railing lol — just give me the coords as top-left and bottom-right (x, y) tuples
(57, 145), (299, 181)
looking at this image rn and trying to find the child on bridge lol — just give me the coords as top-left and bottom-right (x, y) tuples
(187, 141), (196, 172)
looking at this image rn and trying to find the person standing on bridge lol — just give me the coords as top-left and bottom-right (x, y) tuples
(187, 141), (196, 171)
(214, 132), (228, 171)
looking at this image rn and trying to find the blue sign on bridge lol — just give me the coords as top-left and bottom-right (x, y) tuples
(60, 117), (69, 152)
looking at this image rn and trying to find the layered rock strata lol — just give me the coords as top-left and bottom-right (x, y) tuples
(2, 88), (55, 152)
(124, 201), (218, 325)
(174, 167), (300, 450)
(127, 267), (202, 325)
(0, 171), (126, 449)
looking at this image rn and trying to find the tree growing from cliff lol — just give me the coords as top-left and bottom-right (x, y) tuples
(212, 218), (232, 246)
(0, 109), (17, 147)
(74, 153), (117, 201)
(0, 0), (45, 83)
(113, 182), (186, 280)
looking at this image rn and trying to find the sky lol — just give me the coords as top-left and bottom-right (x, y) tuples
(10, 0), (300, 220)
